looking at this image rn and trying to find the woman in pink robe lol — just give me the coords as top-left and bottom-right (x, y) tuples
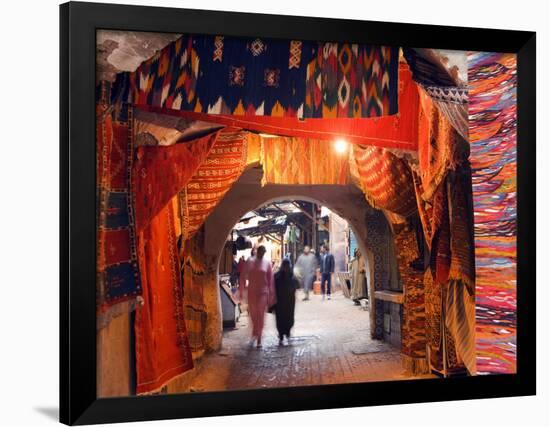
(243, 245), (275, 347)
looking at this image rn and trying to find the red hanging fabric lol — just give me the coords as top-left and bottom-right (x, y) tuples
(133, 131), (220, 232)
(135, 200), (193, 394)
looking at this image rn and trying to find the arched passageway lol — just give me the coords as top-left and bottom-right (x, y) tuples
(197, 165), (389, 349)
(154, 165), (434, 394)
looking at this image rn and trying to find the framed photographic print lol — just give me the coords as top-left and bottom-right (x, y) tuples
(60, 1), (536, 424)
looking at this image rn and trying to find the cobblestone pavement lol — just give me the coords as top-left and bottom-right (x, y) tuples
(185, 291), (433, 392)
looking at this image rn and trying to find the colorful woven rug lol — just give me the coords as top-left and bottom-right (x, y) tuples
(178, 128), (249, 240)
(304, 43), (398, 118)
(132, 62), (416, 151)
(260, 137), (350, 186)
(96, 104), (142, 320)
(468, 52), (517, 374)
(135, 199), (193, 394)
(110, 34), (399, 119)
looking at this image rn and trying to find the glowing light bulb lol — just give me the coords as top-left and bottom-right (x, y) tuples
(333, 138), (348, 155)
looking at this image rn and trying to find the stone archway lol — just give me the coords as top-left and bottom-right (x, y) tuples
(197, 164), (399, 353)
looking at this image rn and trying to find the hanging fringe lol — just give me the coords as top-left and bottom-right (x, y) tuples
(402, 354), (430, 375)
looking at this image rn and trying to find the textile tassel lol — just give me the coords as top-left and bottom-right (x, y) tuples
(402, 354), (429, 375)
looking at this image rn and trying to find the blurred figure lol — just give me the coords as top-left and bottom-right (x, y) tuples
(350, 248), (367, 305)
(242, 245), (275, 348)
(319, 244), (335, 300)
(273, 258), (299, 345)
(237, 255), (247, 305)
(294, 245), (317, 301)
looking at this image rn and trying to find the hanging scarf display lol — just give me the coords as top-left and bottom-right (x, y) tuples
(468, 52), (517, 375)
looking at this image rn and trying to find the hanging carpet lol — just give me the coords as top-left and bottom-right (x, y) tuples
(135, 199), (193, 394)
(178, 128), (249, 240)
(132, 131), (219, 232)
(110, 33), (399, 119)
(133, 62), (417, 151)
(96, 104), (142, 319)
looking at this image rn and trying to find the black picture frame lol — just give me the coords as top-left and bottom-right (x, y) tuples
(60, 1), (536, 425)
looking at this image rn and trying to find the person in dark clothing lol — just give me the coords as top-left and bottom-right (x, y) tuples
(273, 258), (299, 345)
(320, 244), (335, 300)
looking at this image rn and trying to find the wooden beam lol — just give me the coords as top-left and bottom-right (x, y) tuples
(266, 234), (282, 245)
(290, 202), (329, 232)
(271, 203), (309, 234)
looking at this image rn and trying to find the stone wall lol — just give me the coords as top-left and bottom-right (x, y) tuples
(97, 312), (133, 397)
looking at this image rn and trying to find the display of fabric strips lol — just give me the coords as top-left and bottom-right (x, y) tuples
(260, 136), (350, 186)
(135, 200), (193, 394)
(422, 85), (468, 141)
(468, 52), (517, 375)
(96, 103), (142, 321)
(178, 128), (249, 240)
(110, 33), (399, 119)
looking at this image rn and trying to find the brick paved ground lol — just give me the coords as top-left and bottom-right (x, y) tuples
(184, 291), (433, 392)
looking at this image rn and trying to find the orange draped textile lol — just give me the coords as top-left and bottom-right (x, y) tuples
(353, 144), (418, 217)
(417, 90), (468, 202)
(178, 128), (249, 240)
(134, 64), (420, 151)
(424, 171), (476, 375)
(135, 199), (193, 394)
(133, 131), (219, 232)
(260, 137), (350, 186)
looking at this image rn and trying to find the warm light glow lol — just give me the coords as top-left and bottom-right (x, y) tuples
(333, 138), (349, 155)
